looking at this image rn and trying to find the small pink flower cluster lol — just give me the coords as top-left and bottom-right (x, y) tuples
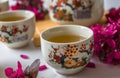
(4, 59), (47, 78)
(5, 61), (26, 78)
(11, 0), (47, 20)
(90, 8), (120, 65)
(106, 8), (120, 23)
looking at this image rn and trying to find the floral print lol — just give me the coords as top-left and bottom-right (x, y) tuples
(0, 25), (29, 43)
(53, 9), (73, 21)
(48, 40), (93, 69)
(49, 0), (93, 21)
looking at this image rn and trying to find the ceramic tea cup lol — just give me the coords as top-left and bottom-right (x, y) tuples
(0, 0), (9, 12)
(43, 0), (104, 26)
(41, 25), (94, 75)
(0, 10), (35, 48)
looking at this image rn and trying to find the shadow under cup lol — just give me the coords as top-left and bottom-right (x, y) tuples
(41, 25), (94, 75)
(0, 10), (35, 48)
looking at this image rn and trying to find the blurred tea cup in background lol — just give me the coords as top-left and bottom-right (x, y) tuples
(41, 25), (94, 75)
(0, 0), (9, 12)
(0, 10), (35, 48)
(43, 0), (104, 26)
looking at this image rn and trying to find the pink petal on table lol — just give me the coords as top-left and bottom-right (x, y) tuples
(86, 62), (96, 68)
(9, 72), (17, 78)
(17, 61), (23, 75)
(39, 65), (47, 71)
(20, 54), (29, 59)
(17, 61), (26, 78)
(4, 67), (14, 77)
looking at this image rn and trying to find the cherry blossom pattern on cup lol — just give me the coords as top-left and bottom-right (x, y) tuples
(41, 25), (94, 75)
(49, 0), (93, 21)
(0, 25), (29, 43)
(45, 0), (104, 26)
(0, 10), (35, 48)
(48, 40), (93, 69)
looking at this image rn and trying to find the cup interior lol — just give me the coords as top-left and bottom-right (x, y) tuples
(41, 25), (93, 43)
(0, 10), (34, 22)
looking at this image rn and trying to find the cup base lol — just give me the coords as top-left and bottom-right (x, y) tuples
(55, 68), (84, 76)
(4, 41), (29, 49)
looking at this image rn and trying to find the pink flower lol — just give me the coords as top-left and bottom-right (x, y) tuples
(11, 3), (21, 10)
(39, 65), (47, 71)
(5, 68), (14, 77)
(103, 54), (113, 63)
(4, 59), (41, 78)
(113, 52), (120, 59)
(90, 7), (120, 65)
(20, 54), (29, 59)
(10, 0), (47, 20)
(26, 6), (45, 20)
(86, 62), (96, 68)
(5, 61), (25, 78)
(106, 8), (120, 23)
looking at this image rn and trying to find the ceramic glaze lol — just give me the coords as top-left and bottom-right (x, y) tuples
(41, 25), (94, 75)
(0, 10), (35, 48)
(44, 0), (104, 26)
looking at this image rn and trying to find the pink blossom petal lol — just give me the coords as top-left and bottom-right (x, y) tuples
(9, 72), (17, 78)
(10, 3), (21, 10)
(113, 52), (120, 59)
(36, 13), (45, 20)
(20, 54), (29, 59)
(39, 65), (47, 71)
(4, 68), (14, 77)
(103, 55), (113, 63)
(106, 39), (116, 49)
(86, 62), (96, 68)
(90, 8), (120, 65)
(26, 6), (34, 11)
(17, 61), (23, 74)
(17, 61), (26, 78)
(10, 0), (47, 20)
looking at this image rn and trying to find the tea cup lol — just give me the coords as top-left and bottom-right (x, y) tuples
(41, 25), (94, 75)
(43, 0), (104, 26)
(0, 0), (9, 12)
(0, 10), (35, 48)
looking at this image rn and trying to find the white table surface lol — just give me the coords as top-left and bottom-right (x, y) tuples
(0, 41), (120, 78)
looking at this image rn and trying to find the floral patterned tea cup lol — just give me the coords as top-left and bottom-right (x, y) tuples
(44, 0), (104, 26)
(0, 0), (9, 12)
(41, 25), (94, 75)
(0, 10), (35, 48)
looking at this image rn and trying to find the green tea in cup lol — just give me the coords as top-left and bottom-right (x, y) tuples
(0, 16), (25, 22)
(47, 34), (85, 43)
(41, 25), (94, 75)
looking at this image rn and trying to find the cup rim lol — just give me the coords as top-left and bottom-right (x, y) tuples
(41, 25), (93, 45)
(0, 10), (35, 23)
(0, 0), (8, 3)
